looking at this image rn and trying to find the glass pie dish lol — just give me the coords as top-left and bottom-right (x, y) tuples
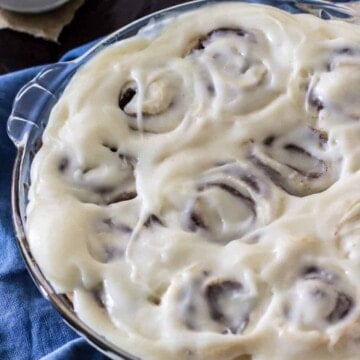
(6, 0), (360, 359)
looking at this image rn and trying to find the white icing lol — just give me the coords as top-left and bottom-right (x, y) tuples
(27, 3), (360, 360)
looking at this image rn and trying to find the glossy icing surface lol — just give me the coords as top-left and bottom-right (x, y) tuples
(27, 3), (360, 359)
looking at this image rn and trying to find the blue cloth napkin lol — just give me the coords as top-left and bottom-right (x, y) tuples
(0, 41), (108, 360)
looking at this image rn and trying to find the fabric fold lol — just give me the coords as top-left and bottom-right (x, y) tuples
(0, 39), (107, 360)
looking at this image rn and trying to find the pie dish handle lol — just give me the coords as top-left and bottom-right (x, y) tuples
(6, 61), (78, 147)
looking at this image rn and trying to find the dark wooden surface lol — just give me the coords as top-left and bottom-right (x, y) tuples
(0, 0), (189, 74)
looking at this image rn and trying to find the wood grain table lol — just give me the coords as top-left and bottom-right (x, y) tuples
(0, 0), (189, 74)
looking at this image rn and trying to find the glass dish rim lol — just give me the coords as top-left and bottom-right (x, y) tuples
(8, 0), (360, 359)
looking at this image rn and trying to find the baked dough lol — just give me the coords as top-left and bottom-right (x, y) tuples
(27, 3), (360, 359)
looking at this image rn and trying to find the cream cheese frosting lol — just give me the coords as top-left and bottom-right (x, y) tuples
(26, 3), (360, 359)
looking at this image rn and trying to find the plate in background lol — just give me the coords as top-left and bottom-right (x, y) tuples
(0, 0), (70, 13)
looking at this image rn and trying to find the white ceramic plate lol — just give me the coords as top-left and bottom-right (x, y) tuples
(0, 0), (70, 13)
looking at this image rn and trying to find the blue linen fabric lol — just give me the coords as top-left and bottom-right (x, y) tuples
(0, 41), (108, 360)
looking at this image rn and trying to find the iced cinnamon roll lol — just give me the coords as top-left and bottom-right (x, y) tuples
(283, 263), (355, 330)
(163, 262), (268, 336)
(308, 46), (360, 122)
(182, 161), (275, 243)
(118, 66), (194, 133)
(250, 125), (341, 196)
